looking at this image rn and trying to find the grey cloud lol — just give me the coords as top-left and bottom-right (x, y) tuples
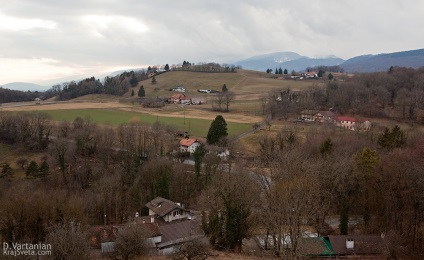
(1, 0), (424, 84)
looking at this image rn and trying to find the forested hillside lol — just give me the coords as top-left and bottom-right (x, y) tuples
(264, 66), (424, 123)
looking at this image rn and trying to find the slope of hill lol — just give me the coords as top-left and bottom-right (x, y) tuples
(341, 49), (424, 73)
(235, 52), (345, 72)
(129, 69), (319, 101)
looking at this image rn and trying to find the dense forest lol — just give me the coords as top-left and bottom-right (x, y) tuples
(0, 110), (423, 258)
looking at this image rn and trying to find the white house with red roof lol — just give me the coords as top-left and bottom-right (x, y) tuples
(179, 138), (200, 154)
(336, 116), (372, 131)
(337, 116), (358, 130)
(169, 93), (190, 104)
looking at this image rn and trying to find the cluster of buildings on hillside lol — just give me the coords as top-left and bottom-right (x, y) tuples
(88, 197), (205, 256)
(168, 93), (206, 105)
(167, 85), (221, 105)
(290, 71), (319, 80)
(299, 110), (372, 131)
(88, 196), (388, 258)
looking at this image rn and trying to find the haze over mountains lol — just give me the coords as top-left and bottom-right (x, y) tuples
(236, 48), (424, 73)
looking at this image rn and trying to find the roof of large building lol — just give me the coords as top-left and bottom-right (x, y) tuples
(328, 235), (384, 255)
(297, 237), (334, 256)
(156, 219), (204, 249)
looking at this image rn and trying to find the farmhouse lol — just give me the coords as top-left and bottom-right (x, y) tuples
(140, 197), (205, 255)
(313, 111), (336, 123)
(300, 110), (318, 121)
(88, 197), (204, 256)
(179, 138), (200, 154)
(169, 93), (190, 104)
(304, 71), (318, 78)
(146, 196), (191, 223)
(336, 116), (357, 130)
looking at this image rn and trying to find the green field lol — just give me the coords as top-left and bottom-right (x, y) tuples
(42, 109), (252, 137)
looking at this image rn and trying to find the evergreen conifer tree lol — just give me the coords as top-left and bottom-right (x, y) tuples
(206, 115), (228, 145)
(138, 86), (145, 97)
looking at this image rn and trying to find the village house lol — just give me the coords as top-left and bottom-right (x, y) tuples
(140, 197), (205, 255)
(169, 93), (190, 104)
(179, 138), (200, 154)
(205, 144), (230, 160)
(300, 110), (318, 121)
(313, 110), (336, 123)
(146, 196), (191, 223)
(303, 71), (318, 78)
(336, 116), (358, 130)
(88, 197), (205, 257)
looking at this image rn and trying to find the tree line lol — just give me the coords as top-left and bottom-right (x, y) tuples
(44, 70), (148, 100)
(0, 87), (41, 103)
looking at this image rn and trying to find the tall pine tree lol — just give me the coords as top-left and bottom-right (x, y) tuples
(138, 86), (145, 97)
(206, 115), (228, 145)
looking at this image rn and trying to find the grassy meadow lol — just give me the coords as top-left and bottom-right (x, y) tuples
(43, 109), (252, 137)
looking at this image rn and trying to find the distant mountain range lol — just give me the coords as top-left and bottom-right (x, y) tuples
(1, 82), (48, 92)
(341, 49), (424, 73)
(235, 49), (424, 73)
(235, 52), (345, 72)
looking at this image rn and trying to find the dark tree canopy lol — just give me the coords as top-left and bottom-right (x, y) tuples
(378, 125), (406, 150)
(222, 84), (228, 92)
(138, 86), (145, 97)
(206, 115), (228, 145)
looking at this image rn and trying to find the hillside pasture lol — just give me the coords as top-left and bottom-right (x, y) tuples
(126, 69), (321, 101)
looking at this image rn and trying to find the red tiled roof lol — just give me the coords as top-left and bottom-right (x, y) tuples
(337, 116), (356, 122)
(179, 138), (197, 147)
(170, 93), (186, 99)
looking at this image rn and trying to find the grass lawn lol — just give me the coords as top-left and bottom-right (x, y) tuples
(42, 109), (252, 137)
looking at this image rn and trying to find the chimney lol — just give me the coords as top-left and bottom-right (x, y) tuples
(346, 239), (354, 249)
(150, 216), (154, 223)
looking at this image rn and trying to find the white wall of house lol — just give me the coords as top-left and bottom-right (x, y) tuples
(151, 235), (162, 244)
(164, 210), (189, 222)
(188, 142), (200, 153)
(338, 120), (356, 130)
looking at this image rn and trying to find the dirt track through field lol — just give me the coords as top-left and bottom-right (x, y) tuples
(1, 102), (262, 124)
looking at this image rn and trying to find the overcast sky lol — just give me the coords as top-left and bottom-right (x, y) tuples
(1, 0), (423, 85)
